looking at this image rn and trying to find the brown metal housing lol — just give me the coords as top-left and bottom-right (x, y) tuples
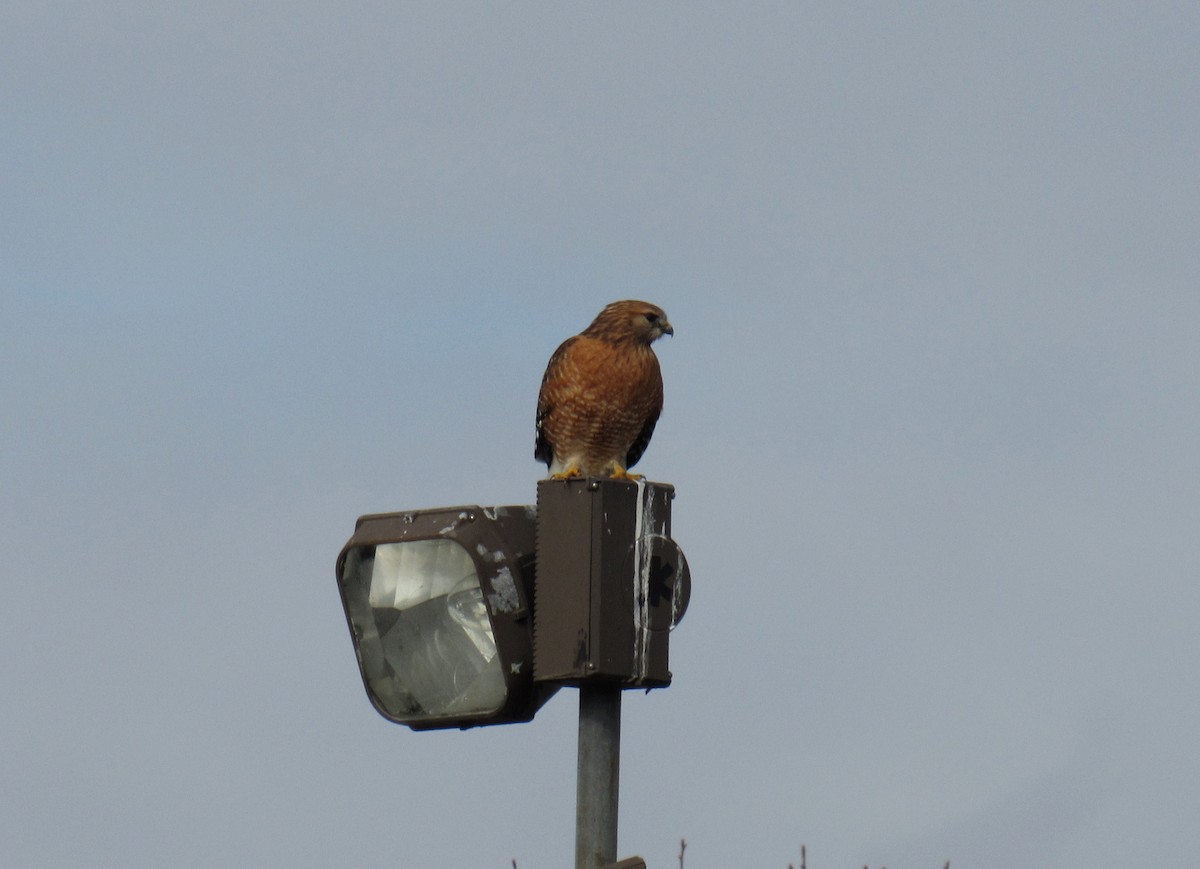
(533, 478), (690, 688)
(335, 504), (558, 730)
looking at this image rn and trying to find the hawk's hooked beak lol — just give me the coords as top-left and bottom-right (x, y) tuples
(659, 320), (674, 338)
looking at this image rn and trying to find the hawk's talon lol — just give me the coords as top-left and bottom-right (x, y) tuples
(609, 467), (644, 481)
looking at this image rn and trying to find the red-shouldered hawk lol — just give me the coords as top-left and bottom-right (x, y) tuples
(535, 300), (673, 479)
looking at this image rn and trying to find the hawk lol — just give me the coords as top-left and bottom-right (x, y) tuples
(535, 300), (673, 479)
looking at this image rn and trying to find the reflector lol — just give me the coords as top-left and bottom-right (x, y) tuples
(335, 505), (554, 729)
(341, 539), (506, 720)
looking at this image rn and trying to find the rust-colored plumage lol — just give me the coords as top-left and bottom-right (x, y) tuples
(535, 300), (673, 479)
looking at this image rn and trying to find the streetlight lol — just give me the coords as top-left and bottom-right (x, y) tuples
(335, 504), (558, 729)
(334, 478), (689, 867)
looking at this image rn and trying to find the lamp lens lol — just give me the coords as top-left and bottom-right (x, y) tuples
(341, 539), (506, 721)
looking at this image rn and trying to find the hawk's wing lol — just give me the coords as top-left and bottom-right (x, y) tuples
(624, 406), (660, 470)
(534, 336), (576, 468)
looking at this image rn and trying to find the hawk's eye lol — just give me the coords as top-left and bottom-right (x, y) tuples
(644, 313), (659, 324)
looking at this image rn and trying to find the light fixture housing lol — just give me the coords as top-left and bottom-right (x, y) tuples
(335, 504), (556, 730)
(533, 478), (690, 688)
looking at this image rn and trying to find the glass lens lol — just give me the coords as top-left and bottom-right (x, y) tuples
(341, 539), (506, 721)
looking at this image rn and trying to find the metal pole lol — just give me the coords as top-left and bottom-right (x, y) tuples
(575, 684), (621, 869)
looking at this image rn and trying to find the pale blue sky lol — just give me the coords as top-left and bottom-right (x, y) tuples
(3, 3), (1198, 867)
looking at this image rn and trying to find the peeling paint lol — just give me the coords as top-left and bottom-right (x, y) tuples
(487, 566), (520, 613)
(631, 479), (654, 681)
(475, 542), (505, 563)
(440, 511), (474, 535)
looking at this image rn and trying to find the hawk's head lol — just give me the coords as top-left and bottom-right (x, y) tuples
(585, 300), (674, 346)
